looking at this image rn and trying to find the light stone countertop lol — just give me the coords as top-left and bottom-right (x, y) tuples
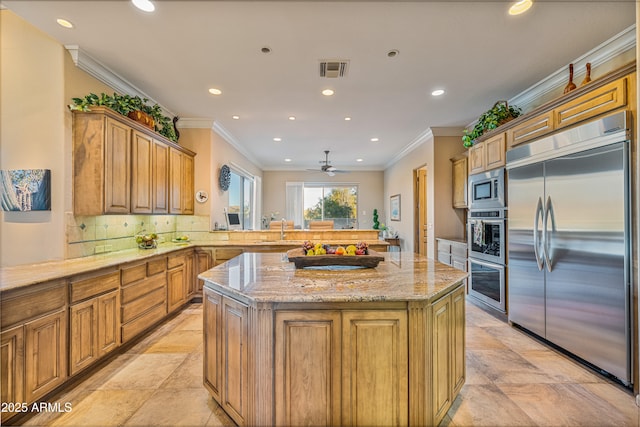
(0, 239), (389, 292)
(200, 252), (468, 304)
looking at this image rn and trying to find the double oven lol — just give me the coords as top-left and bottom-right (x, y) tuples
(467, 168), (507, 313)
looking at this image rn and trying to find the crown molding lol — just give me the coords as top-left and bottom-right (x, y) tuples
(175, 118), (214, 129)
(64, 44), (175, 117)
(509, 24), (636, 112)
(212, 121), (263, 169)
(385, 127), (434, 169)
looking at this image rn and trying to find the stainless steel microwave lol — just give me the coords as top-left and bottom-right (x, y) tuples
(468, 168), (505, 209)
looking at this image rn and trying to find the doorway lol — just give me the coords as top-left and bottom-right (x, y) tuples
(414, 167), (427, 256)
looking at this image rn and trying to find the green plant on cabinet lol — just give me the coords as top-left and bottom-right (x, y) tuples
(462, 101), (522, 148)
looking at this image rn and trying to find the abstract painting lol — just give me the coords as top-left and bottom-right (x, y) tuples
(0, 169), (51, 211)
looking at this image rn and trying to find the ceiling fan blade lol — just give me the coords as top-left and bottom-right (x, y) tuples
(326, 171), (336, 177)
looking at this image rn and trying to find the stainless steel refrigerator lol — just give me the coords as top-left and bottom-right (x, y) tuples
(506, 111), (631, 385)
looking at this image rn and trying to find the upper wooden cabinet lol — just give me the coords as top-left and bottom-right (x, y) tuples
(468, 132), (505, 175)
(73, 107), (195, 215)
(451, 153), (468, 209)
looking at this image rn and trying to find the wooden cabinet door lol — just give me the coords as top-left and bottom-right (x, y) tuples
(167, 266), (186, 313)
(507, 111), (554, 149)
(275, 311), (341, 427)
(1, 325), (24, 423)
(195, 249), (213, 292)
(342, 310), (408, 427)
(104, 117), (131, 213)
(131, 130), (153, 214)
(204, 290), (223, 402)
(431, 294), (452, 425)
(182, 154), (194, 215)
(452, 156), (468, 208)
(69, 299), (98, 376)
(97, 290), (120, 357)
(222, 297), (249, 426)
(185, 251), (195, 298)
(169, 148), (183, 214)
(451, 286), (466, 396)
(152, 140), (169, 214)
(25, 310), (67, 402)
(468, 143), (485, 175)
(484, 133), (506, 171)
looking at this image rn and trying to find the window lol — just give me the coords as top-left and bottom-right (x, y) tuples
(287, 183), (358, 229)
(228, 169), (254, 230)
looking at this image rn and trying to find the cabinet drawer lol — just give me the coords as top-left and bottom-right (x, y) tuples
(507, 111), (554, 148)
(121, 262), (147, 285)
(121, 303), (167, 343)
(451, 244), (467, 259)
(437, 241), (452, 254)
(1, 280), (67, 328)
(147, 257), (166, 276)
(437, 252), (452, 266)
(168, 253), (187, 269)
(70, 270), (119, 303)
(555, 78), (627, 129)
(121, 287), (166, 323)
(451, 257), (467, 272)
(121, 275), (166, 305)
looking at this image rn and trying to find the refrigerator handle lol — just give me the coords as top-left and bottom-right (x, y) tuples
(543, 195), (555, 273)
(534, 197), (544, 271)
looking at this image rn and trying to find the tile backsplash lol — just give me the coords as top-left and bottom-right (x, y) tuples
(66, 213), (211, 259)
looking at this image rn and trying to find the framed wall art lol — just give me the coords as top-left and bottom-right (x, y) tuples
(390, 194), (400, 221)
(0, 169), (51, 211)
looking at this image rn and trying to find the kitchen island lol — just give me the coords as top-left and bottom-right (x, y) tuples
(199, 251), (468, 426)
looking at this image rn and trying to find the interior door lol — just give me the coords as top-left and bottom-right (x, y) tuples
(414, 168), (427, 256)
(544, 142), (629, 381)
(507, 162), (545, 336)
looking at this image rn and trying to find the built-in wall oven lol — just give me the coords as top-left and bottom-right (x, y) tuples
(467, 168), (507, 313)
(468, 208), (507, 312)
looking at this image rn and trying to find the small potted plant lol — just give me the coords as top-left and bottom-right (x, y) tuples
(462, 101), (522, 148)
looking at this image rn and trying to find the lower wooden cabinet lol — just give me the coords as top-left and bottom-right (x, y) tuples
(69, 290), (119, 376)
(168, 251), (193, 313)
(203, 290), (248, 426)
(431, 285), (465, 425)
(24, 310), (67, 403)
(1, 325), (24, 422)
(195, 248), (213, 293)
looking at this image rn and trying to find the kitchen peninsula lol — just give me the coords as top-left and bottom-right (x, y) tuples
(200, 252), (468, 426)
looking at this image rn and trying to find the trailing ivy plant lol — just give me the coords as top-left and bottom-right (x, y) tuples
(462, 101), (522, 148)
(69, 92), (177, 142)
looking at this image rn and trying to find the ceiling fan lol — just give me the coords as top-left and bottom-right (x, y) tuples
(308, 150), (350, 176)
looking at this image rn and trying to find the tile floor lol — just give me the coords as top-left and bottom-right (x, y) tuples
(15, 299), (640, 427)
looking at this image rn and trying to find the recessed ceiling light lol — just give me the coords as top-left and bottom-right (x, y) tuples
(344, 117), (352, 121)
(387, 49), (399, 58)
(56, 18), (74, 29)
(370, 137), (379, 142)
(261, 46), (272, 54)
(322, 89), (335, 96)
(509, 0), (533, 15)
(232, 115), (240, 120)
(208, 88), (222, 95)
(273, 137), (282, 142)
(431, 89), (445, 96)
(284, 158), (292, 162)
(132, 0), (155, 12)
(288, 116), (296, 121)
(356, 158), (364, 162)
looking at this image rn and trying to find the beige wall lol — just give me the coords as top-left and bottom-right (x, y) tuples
(262, 170), (384, 230)
(384, 131), (466, 256)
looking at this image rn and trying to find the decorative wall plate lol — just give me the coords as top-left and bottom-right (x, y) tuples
(195, 190), (209, 203)
(219, 164), (231, 191)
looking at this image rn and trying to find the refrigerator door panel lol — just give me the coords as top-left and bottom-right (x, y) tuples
(544, 142), (629, 381)
(507, 162), (546, 336)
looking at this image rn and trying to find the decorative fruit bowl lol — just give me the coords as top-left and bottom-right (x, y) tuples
(286, 247), (384, 269)
(136, 233), (158, 249)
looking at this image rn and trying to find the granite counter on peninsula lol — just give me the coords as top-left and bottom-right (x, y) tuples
(199, 252), (468, 427)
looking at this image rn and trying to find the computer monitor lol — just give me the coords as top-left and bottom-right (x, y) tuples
(226, 212), (242, 230)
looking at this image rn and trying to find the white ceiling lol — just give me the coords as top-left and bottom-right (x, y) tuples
(2, 1), (635, 171)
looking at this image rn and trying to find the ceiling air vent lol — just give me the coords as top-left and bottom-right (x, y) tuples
(319, 60), (349, 78)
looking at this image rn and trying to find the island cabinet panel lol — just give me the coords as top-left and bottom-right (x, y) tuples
(274, 311), (342, 427)
(204, 291), (223, 401)
(131, 130), (154, 214)
(1, 325), (24, 423)
(222, 297), (249, 425)
(24, 309), (67, 403)
(342, 311), (408, 427)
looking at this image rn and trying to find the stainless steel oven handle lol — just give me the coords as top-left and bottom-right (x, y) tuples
(534, 197), (544, 271)
(543, 196), (555, 273)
